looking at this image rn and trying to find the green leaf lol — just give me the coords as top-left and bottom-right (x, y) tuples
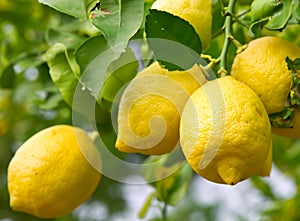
(156, 163), (193, 206)
(38, 0), (97, 19)
(11, 53), (44, 77)
(251, 0), (280, 22)
(265, 0), (293, 30)
(76, 35), (118, 100)
(145, 9), (202, 71)
(76, 35), (110, 73)
(141, 154), (192, 206)
(138, 192), (156, 219)
(99, 47), (138, 107)
(0, 64), (15, 88)
(269, 107), (295, 128)
(44, 43), (80, 106)
(91, 0), (144, 48)
(76, 36), (138, 106)
(46, 28), (86, 49)
(293, 1), (300, 23)
(250, 0), (293, 34)
(251, 176), (276, 200)
(39, 93), (63, 110)
(212, 0), (225, 37)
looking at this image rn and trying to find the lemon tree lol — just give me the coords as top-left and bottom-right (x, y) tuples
(3, 0), (300, 220)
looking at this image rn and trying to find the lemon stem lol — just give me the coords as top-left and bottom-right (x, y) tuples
(218, 0), (237, 77)
(162, 202), (168, 221)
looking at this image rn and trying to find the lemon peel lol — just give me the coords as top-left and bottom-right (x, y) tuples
(7, 125), (101, 218)
(116, 62), (206, 155)
(180, 76), (272, 185)
(231, 36), (300, 114)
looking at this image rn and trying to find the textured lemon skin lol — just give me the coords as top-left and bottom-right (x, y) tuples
(8, 125), (101, 219)
(231, 36), (300, 114)
(151, 0), (212, 49)
(180, 76), (272, 185)
(257, 142), (272, 177)
(116, 62), (205, 155)
(272, 110), (300, 138)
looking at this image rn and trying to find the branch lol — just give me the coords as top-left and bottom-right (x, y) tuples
(218, 0), (237, 76)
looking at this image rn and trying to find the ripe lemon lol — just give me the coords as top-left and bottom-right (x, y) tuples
(180, 76), (272, 185)
(231, 36), (300, 114)
(7, 125), (101, 218)
(151, 0), (212, 49)
(115, 62), (206, 155)
(231, 36), (300, 137)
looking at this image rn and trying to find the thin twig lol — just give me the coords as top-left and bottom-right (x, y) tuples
(217, 0), (237, 76)
(162, 202), (168, 221)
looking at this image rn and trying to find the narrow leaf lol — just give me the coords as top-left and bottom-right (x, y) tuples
(250, 0), (292, 33)
(251, 0), (280, 22)
(212, 0), (226, 36)
(76, 36), (138, 107)
(0, 65), (15, 88)
(38, 0), (97, 19)
(265, 0), (293, 30)
(167, 164), (193, 206)
(156, 163), (193, 206)
(44, 43), (80, 106)
(75, 36), (121, 100)
(91, 0), (144, 48)
(46, 28), (86, 49)
(138, 192), (156, 219)
(145, 9), (202, 71)
(100, 47), (138, 106)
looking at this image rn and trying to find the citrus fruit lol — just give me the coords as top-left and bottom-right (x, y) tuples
(231, 36), (300, 114)
(151, 0), (212, 49)
(115, 61), (206, 155)
(257, 142), (273, 176)
(231, 36), (300, 137)
(7, 125), (101, 218)
(180, 76), (272, 185)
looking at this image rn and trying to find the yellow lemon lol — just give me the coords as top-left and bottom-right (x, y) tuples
(151, 0), (212, 49)
(231, 36), (300, 114)
(115, 62), (206, 155)
(180, 76), (272, 185)
(231, 36), (300, 138)
(257, 142), (272, 176)
(7, 125), (101, 218)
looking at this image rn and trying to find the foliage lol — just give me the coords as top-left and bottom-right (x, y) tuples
(2, 0), (300, 220)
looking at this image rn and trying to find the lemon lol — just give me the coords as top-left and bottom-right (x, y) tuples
(180, 76), (272, 185)
(257, 142), (273, 176)
(7, 125), (101, 218)
(231, 36), (300, 114)
(151, 0), (212, 49)
(115, 61), (206, 155)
